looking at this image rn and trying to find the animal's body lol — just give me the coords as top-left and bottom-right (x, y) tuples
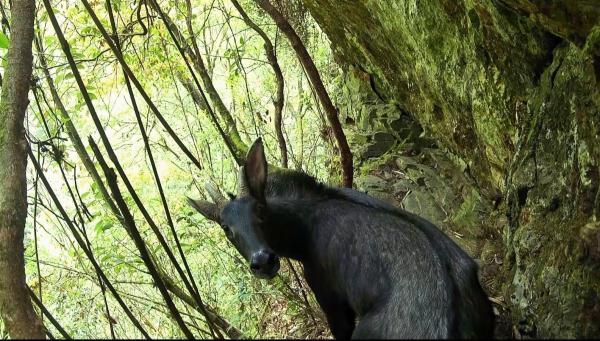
(189, 139), (495, 339)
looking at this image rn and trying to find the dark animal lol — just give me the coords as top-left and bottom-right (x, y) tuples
(188, 139), (495, 339)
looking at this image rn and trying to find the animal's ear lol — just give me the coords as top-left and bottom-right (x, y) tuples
(187, 197), (221, 223)
(242, 138), (267, 202)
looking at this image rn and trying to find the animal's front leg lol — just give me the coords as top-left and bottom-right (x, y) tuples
(304, 266), (355, 339)
(320, 296), (355, 339)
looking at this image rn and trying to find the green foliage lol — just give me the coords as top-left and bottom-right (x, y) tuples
(0, 32), (9, 49)
(21, 0), (341, 338)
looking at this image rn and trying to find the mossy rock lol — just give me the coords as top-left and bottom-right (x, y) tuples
(310, 0), (600, 337)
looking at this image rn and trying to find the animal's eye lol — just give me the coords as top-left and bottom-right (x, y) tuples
(221, 224), (233, 237)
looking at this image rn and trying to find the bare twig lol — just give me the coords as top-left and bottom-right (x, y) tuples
(27, 147), (151, 338)
(253, 0), (353, 187)
(89, 138), (195, 339)
(27, 286), (72, 340)
(230, 0), (288, 167)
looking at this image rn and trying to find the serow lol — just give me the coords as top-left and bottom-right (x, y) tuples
(188, 138), (495, 339)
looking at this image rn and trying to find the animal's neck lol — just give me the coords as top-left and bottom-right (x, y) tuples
(262, 199), (313, 262)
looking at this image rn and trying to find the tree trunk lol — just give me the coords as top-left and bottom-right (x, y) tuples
(0, 0), (45, 338)
(254, 0), (353, 187)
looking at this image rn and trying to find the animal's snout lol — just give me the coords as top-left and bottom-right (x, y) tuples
(249, 249), (280, 279)
(250, 249), (277, 269)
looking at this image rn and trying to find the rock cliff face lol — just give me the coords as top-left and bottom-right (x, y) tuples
(304, 0), (600, 337)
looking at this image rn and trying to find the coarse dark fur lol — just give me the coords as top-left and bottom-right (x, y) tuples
(189, 140), (495, 339)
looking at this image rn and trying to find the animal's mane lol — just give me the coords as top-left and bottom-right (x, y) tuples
(265, 169), (396, 208)
(265, 169), (333, 200)
(265, 169), (400, 211)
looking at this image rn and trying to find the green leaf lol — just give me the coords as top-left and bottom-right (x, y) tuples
(0, 32), (9, 49)
(100, 221), (113, 232)
(94, 218), (113, 234)
(44, 35), (57, 47)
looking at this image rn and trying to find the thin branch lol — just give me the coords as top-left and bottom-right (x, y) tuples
(31, 87), (117, 338)
(27, 147), (151, 339)
(159, 270), (244, 339)
(27, 286), (72, 340)
(32, 146), (44, 325)
(105, 1), (219, 337)
(253, 0), (353, 186)
(42, 5), (211, 335)
(34, 21), (123, 220)
(150, 0), (246, 164)
(77, 0), (204, 171)
(229, 0), (287, 167)
(89, 138), (195, 339)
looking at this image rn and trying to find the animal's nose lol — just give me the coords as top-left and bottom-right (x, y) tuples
(250, 249), (277, 271)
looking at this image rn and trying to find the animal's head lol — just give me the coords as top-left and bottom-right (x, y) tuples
(188, 138), (280, 279)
